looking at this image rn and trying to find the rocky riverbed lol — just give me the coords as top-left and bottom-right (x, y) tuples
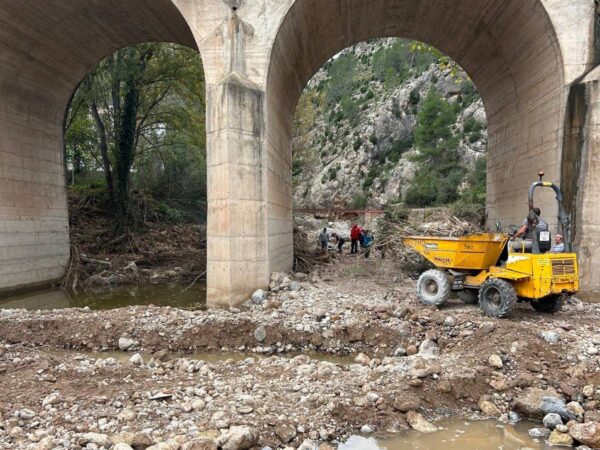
(2, 258), (600, 449)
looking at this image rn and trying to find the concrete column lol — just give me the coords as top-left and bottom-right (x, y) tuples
(571, 69), (600, 298)
(0, 95), (70, 294)
(206, 73), (269, 306)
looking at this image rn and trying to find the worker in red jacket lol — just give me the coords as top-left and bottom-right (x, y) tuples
(350, 224), (363, 255)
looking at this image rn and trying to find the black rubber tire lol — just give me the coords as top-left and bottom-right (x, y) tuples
(531, 295), (564, 313)
(478, 278), (517, 318)
(457, 289), (479, 304)
(417, 269), (451, 306)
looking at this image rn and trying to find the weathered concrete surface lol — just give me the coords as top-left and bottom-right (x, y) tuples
(0, 0), (599, 304)
(0, 0), (198, 295)
(570, 68), (600, 297)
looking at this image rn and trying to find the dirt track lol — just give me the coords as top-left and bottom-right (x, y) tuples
(1, 257), (600, 448)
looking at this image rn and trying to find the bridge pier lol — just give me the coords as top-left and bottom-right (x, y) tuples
(206, 74), (270, 306)
(566, 69), (600, 298)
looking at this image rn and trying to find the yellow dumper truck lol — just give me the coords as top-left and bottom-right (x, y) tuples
(403, 174), (578, 318)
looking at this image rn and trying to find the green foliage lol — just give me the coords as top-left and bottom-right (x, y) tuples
(158, 203), (186, 224)
(459, 79), (479, 107)
(350, 192), (368, 208)
(353, 138), (362, 150)
(328, 163), (341, 181)
(405, 88), (465, 206)
(339, 94), (358, 123)
(460, 156), (487, 205)
(363, 164), (383, 189)
(372, 40), (436, 89)
(65, 43), (207, 226)
(463, 116), (484, 134)
(325, 53), (358, 106)
(469, 130), (482, 143)
(409, 89), (421, 105)
(292, 159), (304, 177)
(463, 116), (485, 143)
(387, 134), (414, 164)
(413, 88), (459, 160)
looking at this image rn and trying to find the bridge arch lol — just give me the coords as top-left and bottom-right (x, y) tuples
(265, 0), (567, 273)
(0, 0), (201, 292)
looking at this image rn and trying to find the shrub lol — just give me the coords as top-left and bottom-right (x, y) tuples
(292, 159), (304, 177)
(328, 164), (341, 181)
(158, 203), (185, 224)
(353, 138), (362, 150)
(387, 134), (414, 163)
(409, 89), (420, 105)
(350, 192), (368, 208)
(363, 164), (383, 189)
(469, 130), (482, 143)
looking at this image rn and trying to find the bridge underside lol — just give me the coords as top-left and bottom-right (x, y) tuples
(1, 0), (599, 304)
(0, 1), (197, 293)
(266, 0), (567, 282)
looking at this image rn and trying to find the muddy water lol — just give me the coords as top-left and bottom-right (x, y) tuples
(342, 419), (552, 450)
(47, 349), (356, 366)
(0, 284), (206, 311)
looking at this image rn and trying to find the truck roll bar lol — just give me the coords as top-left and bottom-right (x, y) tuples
(528, 171), (573, 254)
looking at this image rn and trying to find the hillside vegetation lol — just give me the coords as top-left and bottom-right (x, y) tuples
(292, 38), (487, 213)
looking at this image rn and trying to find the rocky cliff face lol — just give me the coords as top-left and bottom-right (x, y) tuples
(292, 39), (487, 209)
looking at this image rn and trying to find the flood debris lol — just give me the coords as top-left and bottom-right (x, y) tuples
(3, 257), (600, 448)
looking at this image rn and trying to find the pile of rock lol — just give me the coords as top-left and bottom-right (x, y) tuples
(514, 387), (600, 447)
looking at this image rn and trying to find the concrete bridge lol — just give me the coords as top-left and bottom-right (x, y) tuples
(1, 0), (600, 305)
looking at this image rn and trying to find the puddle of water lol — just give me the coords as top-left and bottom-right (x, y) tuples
(0, 284), (206, 311)
(341, 418), (552, 450)
(47, 349), (356, 366)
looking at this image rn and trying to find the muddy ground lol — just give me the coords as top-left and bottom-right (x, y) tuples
(2, 257), (600, 449)
(65, 188), (206, 291)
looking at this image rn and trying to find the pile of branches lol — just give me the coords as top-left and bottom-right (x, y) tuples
(376, 209), (483, 278)
(293, 225), (330, 273)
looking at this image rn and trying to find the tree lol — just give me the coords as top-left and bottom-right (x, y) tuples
(65, 43), (206, 232)
(405, 88), (464, 206)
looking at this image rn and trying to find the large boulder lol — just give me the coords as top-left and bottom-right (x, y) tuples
(540, 397), (574, 421)
(251, 289), (267, 304)
(513, 388), (562, 419)
(216, 426), (259, 450)
(274, 422), (297, 444)
(406, 411), (437, 433)
(569, 422), (600, 448)
(418, 339), (439, 359)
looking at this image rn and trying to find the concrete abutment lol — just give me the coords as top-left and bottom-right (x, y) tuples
(1, 0), (600, 305)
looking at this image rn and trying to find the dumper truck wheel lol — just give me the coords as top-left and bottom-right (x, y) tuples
(479, 278), (517, 318)
(457, 289), (479, 304)
(531, 295), (564, 313)
(417, 270), (451, 306)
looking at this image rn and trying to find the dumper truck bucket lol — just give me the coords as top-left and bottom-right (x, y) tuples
(402, 233), (509, 271)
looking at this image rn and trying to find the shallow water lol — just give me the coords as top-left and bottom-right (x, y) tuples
(0, 284), (206, 311)
(341, 419), (553, 450)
